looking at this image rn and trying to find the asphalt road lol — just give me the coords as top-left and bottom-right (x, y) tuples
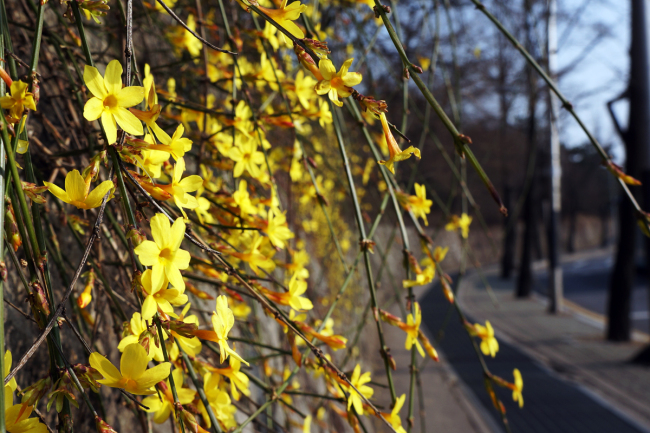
(534, 255), (650, 334)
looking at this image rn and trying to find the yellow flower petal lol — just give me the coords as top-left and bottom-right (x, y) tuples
(84, 180), (114, 209)
(101, 111), (118, 144)
(120, 343), (148, 380)
(116, 86), (145, 107)
(104, 60), (123, 95)
(65, 170), (89, 203)
(83, 97), (104, 121)
(113, 107), (144, 136)
(43, 182), (71, 204)
(134, 241), (161, 267)
(318, 59), (336, 80)
(83, 65), (107, 99)
(89, 353), (122, 384)
(141, 295), (157, 320)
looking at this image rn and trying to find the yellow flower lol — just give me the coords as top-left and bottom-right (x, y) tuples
(287, 274), (313, 312)
(445, 213), (472, 239)
(160, 124), (193, 160)
(228, 138), (265, 178)
(158, 158), (203, 219)
(5, 350), (17, 409)
(168, 14), (203, 57)
(408, 183), (432, 226)
(303, 415), (312, 433)
(382, 394), (406, 433)
(83, 60), (144, 144)
(471, 321), (499, 358)
(0, 81), (36, 122)
(263, 207), (294, 249)
(293, 70), (318, 109)
(404, 303), (425, 357)
(135, 148), (170, 179)
(134, 213), (191, 291)
(433, 246), (448, 263)
(89, 343), (171, 395)
(512, 368), (523, 408)
(315, 58), (362, 107)
(118, 312), (165, 361)
(258, 0), (307, 40)
(211, 295), (248, 365)
(140, 268), (188, 320)
(44, 170), (114, 210)
(232, 180), (257, 219)
(377, 113), (421, 174)
(207, 356), (250, 401)
(5, 403), (49, 433)
(201, 372), (237, 429)
(142, 369), (195, 424)
(346, 364), (373, 414)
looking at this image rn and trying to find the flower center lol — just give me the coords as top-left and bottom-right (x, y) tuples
(103, 94), (118, 110)
(243, 152), (252, 162)
(159, 247), (174, 261)
(330, 77), (344, 89)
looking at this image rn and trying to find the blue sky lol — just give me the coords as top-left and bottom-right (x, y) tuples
(557, 0), (629, 160)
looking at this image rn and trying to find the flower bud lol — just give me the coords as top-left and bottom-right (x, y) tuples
(302, 38), (330, 58)
(30, 281), (50, 316)
(95, 416), (118, 433)
(21, 376), (52, 406)
(4, 198), (21, 251)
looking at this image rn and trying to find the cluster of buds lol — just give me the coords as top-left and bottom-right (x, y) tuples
(162, 319), (199, 339)
(82, 150), (108, 183)
(352, 90), (388, 116)
(302, 38), (330, 58)
(47, 372), (77, 413)
(126, 226), (146, 247)
(4, 198), (21, 251)
(72, 364), (102, 392)
(178, 406), (210, 433)
(21, 376), (52, 406)
(138, 324), (160, 354)
(29, 281), (50, 317)
(21, 182), (48, 204)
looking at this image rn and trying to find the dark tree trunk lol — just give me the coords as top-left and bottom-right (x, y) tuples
(607, 196), (636, 341)
(516, 0), (538, 298)
(607, 0), (647, 342)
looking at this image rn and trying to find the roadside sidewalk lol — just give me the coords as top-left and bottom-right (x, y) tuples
(379, 313), (499, 433)
(458, 265), (650, 431)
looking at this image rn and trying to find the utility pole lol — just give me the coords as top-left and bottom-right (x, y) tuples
(637, 0), (650, 338)
(547, 0), (563, 313)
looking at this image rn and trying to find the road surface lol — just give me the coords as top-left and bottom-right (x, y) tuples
(534, 255), (649, 334)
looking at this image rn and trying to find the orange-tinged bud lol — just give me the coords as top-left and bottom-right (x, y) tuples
(185, 281), (214, 300)
(378, 309), (403, 327)
(293, 44), (323, 80)
(302, 38), (330, 58)
(95, 416), (118, 433)
(418, 330), (439, 362)
(4, 198), (21, 251)
(30, 281), (50, 316)
(441, 274), (454, 303)
(606, 161), (641, 186)
(0, 66), (12, 87)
